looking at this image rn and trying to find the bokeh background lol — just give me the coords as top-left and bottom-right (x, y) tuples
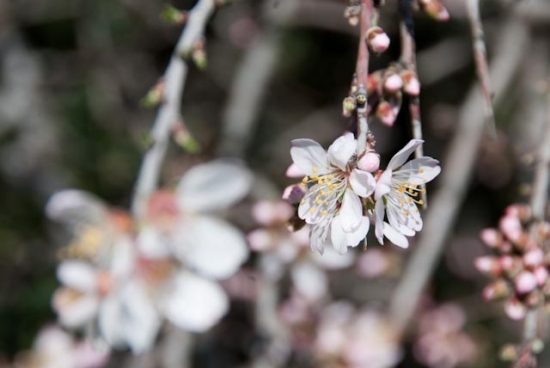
(0, 0), (549, 367)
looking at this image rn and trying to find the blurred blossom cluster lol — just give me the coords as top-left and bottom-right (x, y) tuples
(476, 204), (550, 320)
(46, 160), (252, 354)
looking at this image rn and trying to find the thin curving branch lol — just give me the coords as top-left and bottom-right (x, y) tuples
(466, 0), (497, 140)
(131, 0), (216, 221)
(388, 16), (530, 338)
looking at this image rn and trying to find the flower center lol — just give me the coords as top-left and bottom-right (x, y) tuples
(300, 167), (347, 219)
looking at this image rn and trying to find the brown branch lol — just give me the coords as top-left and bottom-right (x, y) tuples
(466, 0), (497, 140)
(388, 15), (530, 338)
(131, 0), (217, 221)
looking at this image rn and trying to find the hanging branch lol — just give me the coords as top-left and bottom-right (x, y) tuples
(466, 0), (497, 140)
(131, 0), (217, 221)
(355, 0), (374, 157)
(387, 16), (529, 338)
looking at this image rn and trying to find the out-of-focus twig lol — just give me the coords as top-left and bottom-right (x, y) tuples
(388, 16), (530, 338)
(466, 0), (497, 140)
(131, 0), (216, 221)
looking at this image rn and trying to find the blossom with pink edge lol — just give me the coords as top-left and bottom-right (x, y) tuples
(374, 139), (441, 249)
(290, 133), (376, 254)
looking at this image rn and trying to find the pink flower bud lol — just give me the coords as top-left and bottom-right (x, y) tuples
(499, 255), (515, 270)
(482, 279), (509, 300)
(252, 201), (278, 226)
(421, 0), (450, 21)
(376, 101), (397, 127)
(534, 266), (549, 286)
(274, 201), (294, 223)
(247, 229), (273, 251)
(499, 215), (522, 242)
(504, 298), (527, 320)
(480, 228), (502, 248)
(357, 152), (380, 172)
(367, 72), (382, 94)
(523, 249), (544, 268)
(366, 26), (390, 54)
(400, 70), (421, 96)
(515, 271), (538, 294)
(383, 73), (403, 93)
(475, 256), (501, 277)
(286, 163), (305, 178)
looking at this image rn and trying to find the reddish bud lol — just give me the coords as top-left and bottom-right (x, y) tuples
(480, 228), (502, 248)
(366, 26), (390, 54)
(357, 152), (380, 172)
(420, 0), (450, 21)
(505, 204), (531, 221)
(515, 271), (538, 294)
(376, 100), (398, 127)
(499, 215), (522, 242)
(383, 73), (403, 94)
(504, 298), (527, 320)
(400, 70), (421, 96)
(475, 256), (501, 277)
(482, 279), (509, 301)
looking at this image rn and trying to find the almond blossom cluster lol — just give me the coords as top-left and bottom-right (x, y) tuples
(46, 160), (251, 354)
(475, 204), (550, 320)
(285, 135), (440, 254)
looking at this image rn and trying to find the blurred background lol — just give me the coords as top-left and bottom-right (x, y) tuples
(0, 0), (549, 367)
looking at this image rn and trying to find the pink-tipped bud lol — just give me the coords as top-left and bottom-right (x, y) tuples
(252, 201), (278, 226)
(247, 229), (273, 252)
(282, 184), (307, 205)
(505, 204), (531, 221)
(286, 163), (305, 178)
(366, 26), (390, 54)
(482, 279), (509, 301)
(367, 72), (381, 95)
(357, 152), (380, 172)
(534, 266), (549, 286)
(376, 101), (397, 127)
(504, 298), (527, 320)
(499, 215), (523, 242)
(515, 271), (538, 294)
(400, 70), (421, 96)
(480, 228), (502, 248)
(475, 256), (501, 277)
(500, 255), (515, 271)
(383, 73), (403, 94)
(524, 249), (544, 268)
(421, 0), (450, 21)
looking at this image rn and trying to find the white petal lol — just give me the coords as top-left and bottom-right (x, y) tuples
(350, 169), (376, 198)
(386, 205), (416, 237)
(327, 133), (357, 171)
(312, 245), (355, 270)
(172, 216), (249, 279)
(374, 170), (392, 201)
(136, 227), (172, 259)
(340, 189), (362, 232)
(53, 289), (99, 328)
(375, 200), (385, 245)
(56, 261), (98, 293)
(290, 139), (329, 176)
(401, 158), (441, 185)
(110, 236), (135, 279)
(383, 223), (409, 248)
(45, 190), (108, 231)
(98, 296), (125, 348)
(310, 222), (329, 254)
(344, 216), (370, 247)
(176, 159), (252, 213)
(291, 261), (328, 302)
(161, 272), (229, 332)
(330, 216), (348, 255)
(387, 139), (423, 170)
(285, 163), (305, 178)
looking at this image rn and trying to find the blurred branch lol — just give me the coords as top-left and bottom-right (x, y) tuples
(466, 0), (497, 140)
(131, 0), (216, 221)
(388, 15), (530, 338)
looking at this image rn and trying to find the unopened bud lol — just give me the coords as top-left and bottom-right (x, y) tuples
(141, 80), (165, 108)
(247, 229), (273, 252)
(482, 279), (509, 301)
(524, 249), (544, 268)
(376, 100), (397, 127)
(172, 123), (200, 153)
(357, 152), (380, 172)
(505, 204), (531, 221)
(499, 215), (522, 242)
(538, 222), (550, 239)
(499, 344), (518, 361)
(342, 96), (356, 117)
(515, 271), (538, 294)
(400, 70), (421, 96)
(480, 228), (502, 248)
(160, 5), (188, 25)
(475, 256), (501, 277)
(502, 256), (522, 279)
(192, 49), (207, 69)
(534, 266), (549, 286)
(420, 0), (450, 21)
(504, 298), (527, 320)
(367, 72), (382, 95)
(366, 26), (390, 54)
(383, 73), (403, 93)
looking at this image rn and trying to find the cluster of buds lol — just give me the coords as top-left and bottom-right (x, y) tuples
(343, 66), (421, 127)
(475, 204), (550, 320)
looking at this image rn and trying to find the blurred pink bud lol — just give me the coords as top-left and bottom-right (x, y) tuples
(474, 256), (500, 277)
(499, 215), (522, 242)
(357, 152), (380, 172)
(504, 298), (527, 320)
(357, 249), (390, 279)
(252, 200), (293, 225)
(534, 267), (549, 286)
(286, 163), (305, 178)
(523, 249), (544, 268)
(383, 74), (403, 93)
(366, 26), (390, 54)
(500, 255), (515, 270)
(247, 229), (273, 251)
(515, 271), (537, 294)
(421, 0), (450, 21)
(401, 70), (421, 96)
(480, 228), (501, 248)
(367, 72), (382, 94)
(482, 279), (509, 300)
(505, 204), (531, 220)
(376, 101), (397, 127)
(282, 184), (306, 205)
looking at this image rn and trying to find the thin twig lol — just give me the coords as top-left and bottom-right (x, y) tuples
(131, 0), (216, 221)
(355, 0), (373, 157)
(388, 16), (530, 338)
(466, 0), (497, 140)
